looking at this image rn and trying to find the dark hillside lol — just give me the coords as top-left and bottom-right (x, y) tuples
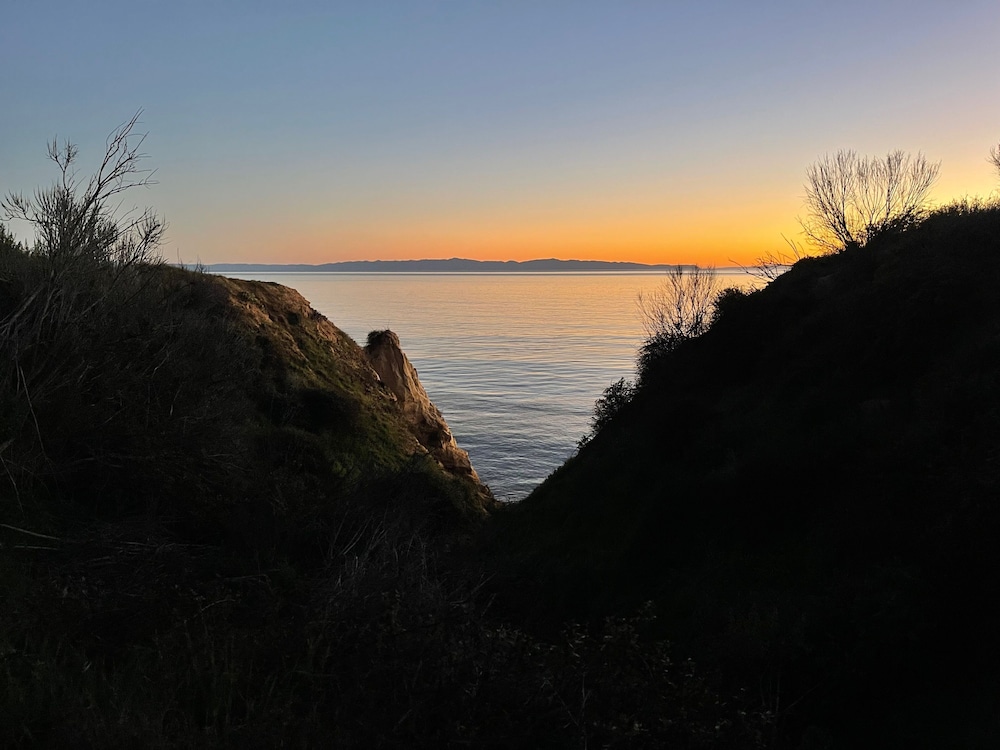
(0, 236), (763, 747)
(492, 204), (1000, 747)
(0, 239), (502, 745)
(0, 250), (489, 544)
(0, 103), (769, 739)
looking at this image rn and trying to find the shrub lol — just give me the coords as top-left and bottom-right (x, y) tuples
(800, 149), (939, 253)
(2, 111), (163, 271)
(711, 285), (751, 326)
(581, 377), (636, 445)
(0, 223), (21, 254)
(637, 265), (719, 346)
(743, 236), (809, 282)
(634, 266), (720, 382)
(0, 116), (254, 519)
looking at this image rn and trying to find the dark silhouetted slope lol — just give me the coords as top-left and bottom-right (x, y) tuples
(492, 203), (1000, 747)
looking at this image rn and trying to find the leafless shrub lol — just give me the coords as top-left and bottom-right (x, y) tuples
(800, 149), (939, 253)
(637, 265), (719, 343)
(2, 110), (164, 273)
(738, 235), (809, 283)
(635, 266), (719, 381)
(0, 114), (234, 513)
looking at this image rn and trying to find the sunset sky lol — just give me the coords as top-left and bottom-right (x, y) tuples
(2, 1), (999, 267)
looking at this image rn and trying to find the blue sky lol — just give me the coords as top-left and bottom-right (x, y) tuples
(2, 1), (999, 264)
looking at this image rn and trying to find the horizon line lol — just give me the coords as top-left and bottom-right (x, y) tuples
(203, 257), (742, 269)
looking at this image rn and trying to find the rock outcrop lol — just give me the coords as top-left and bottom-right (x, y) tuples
(363, 330), (486, 490)
(212, 277), (491, 513)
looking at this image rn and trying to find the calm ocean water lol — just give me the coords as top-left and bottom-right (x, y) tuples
(226, 271), (755, 501)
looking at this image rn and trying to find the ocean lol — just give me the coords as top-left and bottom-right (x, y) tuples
(224, 271), (757, 501)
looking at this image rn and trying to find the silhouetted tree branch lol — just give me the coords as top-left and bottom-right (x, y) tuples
(637, 265), (719, 344)
(799, 149), (939, 253)
(635, 265), (719, 381)
(0, 113), (172, 505)
(739, 235), (808, 283)
(2, 110), (163, 270)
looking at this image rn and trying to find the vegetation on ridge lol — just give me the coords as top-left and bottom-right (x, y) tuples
(493, 169), (1000, 746)
(799, 149), (940, 253)
(0, 119), (765, 747)
(7, 114), (1000, 747)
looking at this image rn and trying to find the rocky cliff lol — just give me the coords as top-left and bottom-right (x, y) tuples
(0, 251), (503, 745)
(211, 277), (492, 513)
(363, 330), (485, 490)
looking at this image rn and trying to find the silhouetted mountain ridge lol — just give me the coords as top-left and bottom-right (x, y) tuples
(208, 258), (715, 273)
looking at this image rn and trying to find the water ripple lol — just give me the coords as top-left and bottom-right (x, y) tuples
(226, 272), (754, 501)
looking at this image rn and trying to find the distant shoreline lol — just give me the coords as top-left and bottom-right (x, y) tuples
(205, 258), (742, 274)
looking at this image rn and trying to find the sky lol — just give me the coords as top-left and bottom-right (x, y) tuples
(2, 1), (999, 267)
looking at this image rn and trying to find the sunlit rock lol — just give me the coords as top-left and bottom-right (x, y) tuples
(364, 329), (484, 488)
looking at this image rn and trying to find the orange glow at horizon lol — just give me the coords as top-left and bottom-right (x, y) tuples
(175, 157), (998, 269)
(187, 194), (806, 268)
(194, 222), (787, 269)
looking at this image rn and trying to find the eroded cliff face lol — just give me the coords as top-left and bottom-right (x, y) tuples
(211, 277), (492, 513)
(363, 330), (487, 492)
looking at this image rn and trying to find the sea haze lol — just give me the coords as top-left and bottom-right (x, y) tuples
(225, 271), (757, 501)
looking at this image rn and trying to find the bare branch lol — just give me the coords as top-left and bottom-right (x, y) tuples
(735, 235), (810, 283)
(1, 110), (163, 268)
(637, 265), (719, 342)
(799, 149), (939, 253)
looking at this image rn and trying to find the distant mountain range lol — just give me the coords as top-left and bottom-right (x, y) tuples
(206, 258), (715, 273)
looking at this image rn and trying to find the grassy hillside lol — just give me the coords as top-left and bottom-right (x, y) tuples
(0, 226), (766, 747)
(491, 202), (1000, 747)
(0, 225), (493, 739)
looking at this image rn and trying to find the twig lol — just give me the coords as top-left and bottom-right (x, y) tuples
(0, 522), (62, 541)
